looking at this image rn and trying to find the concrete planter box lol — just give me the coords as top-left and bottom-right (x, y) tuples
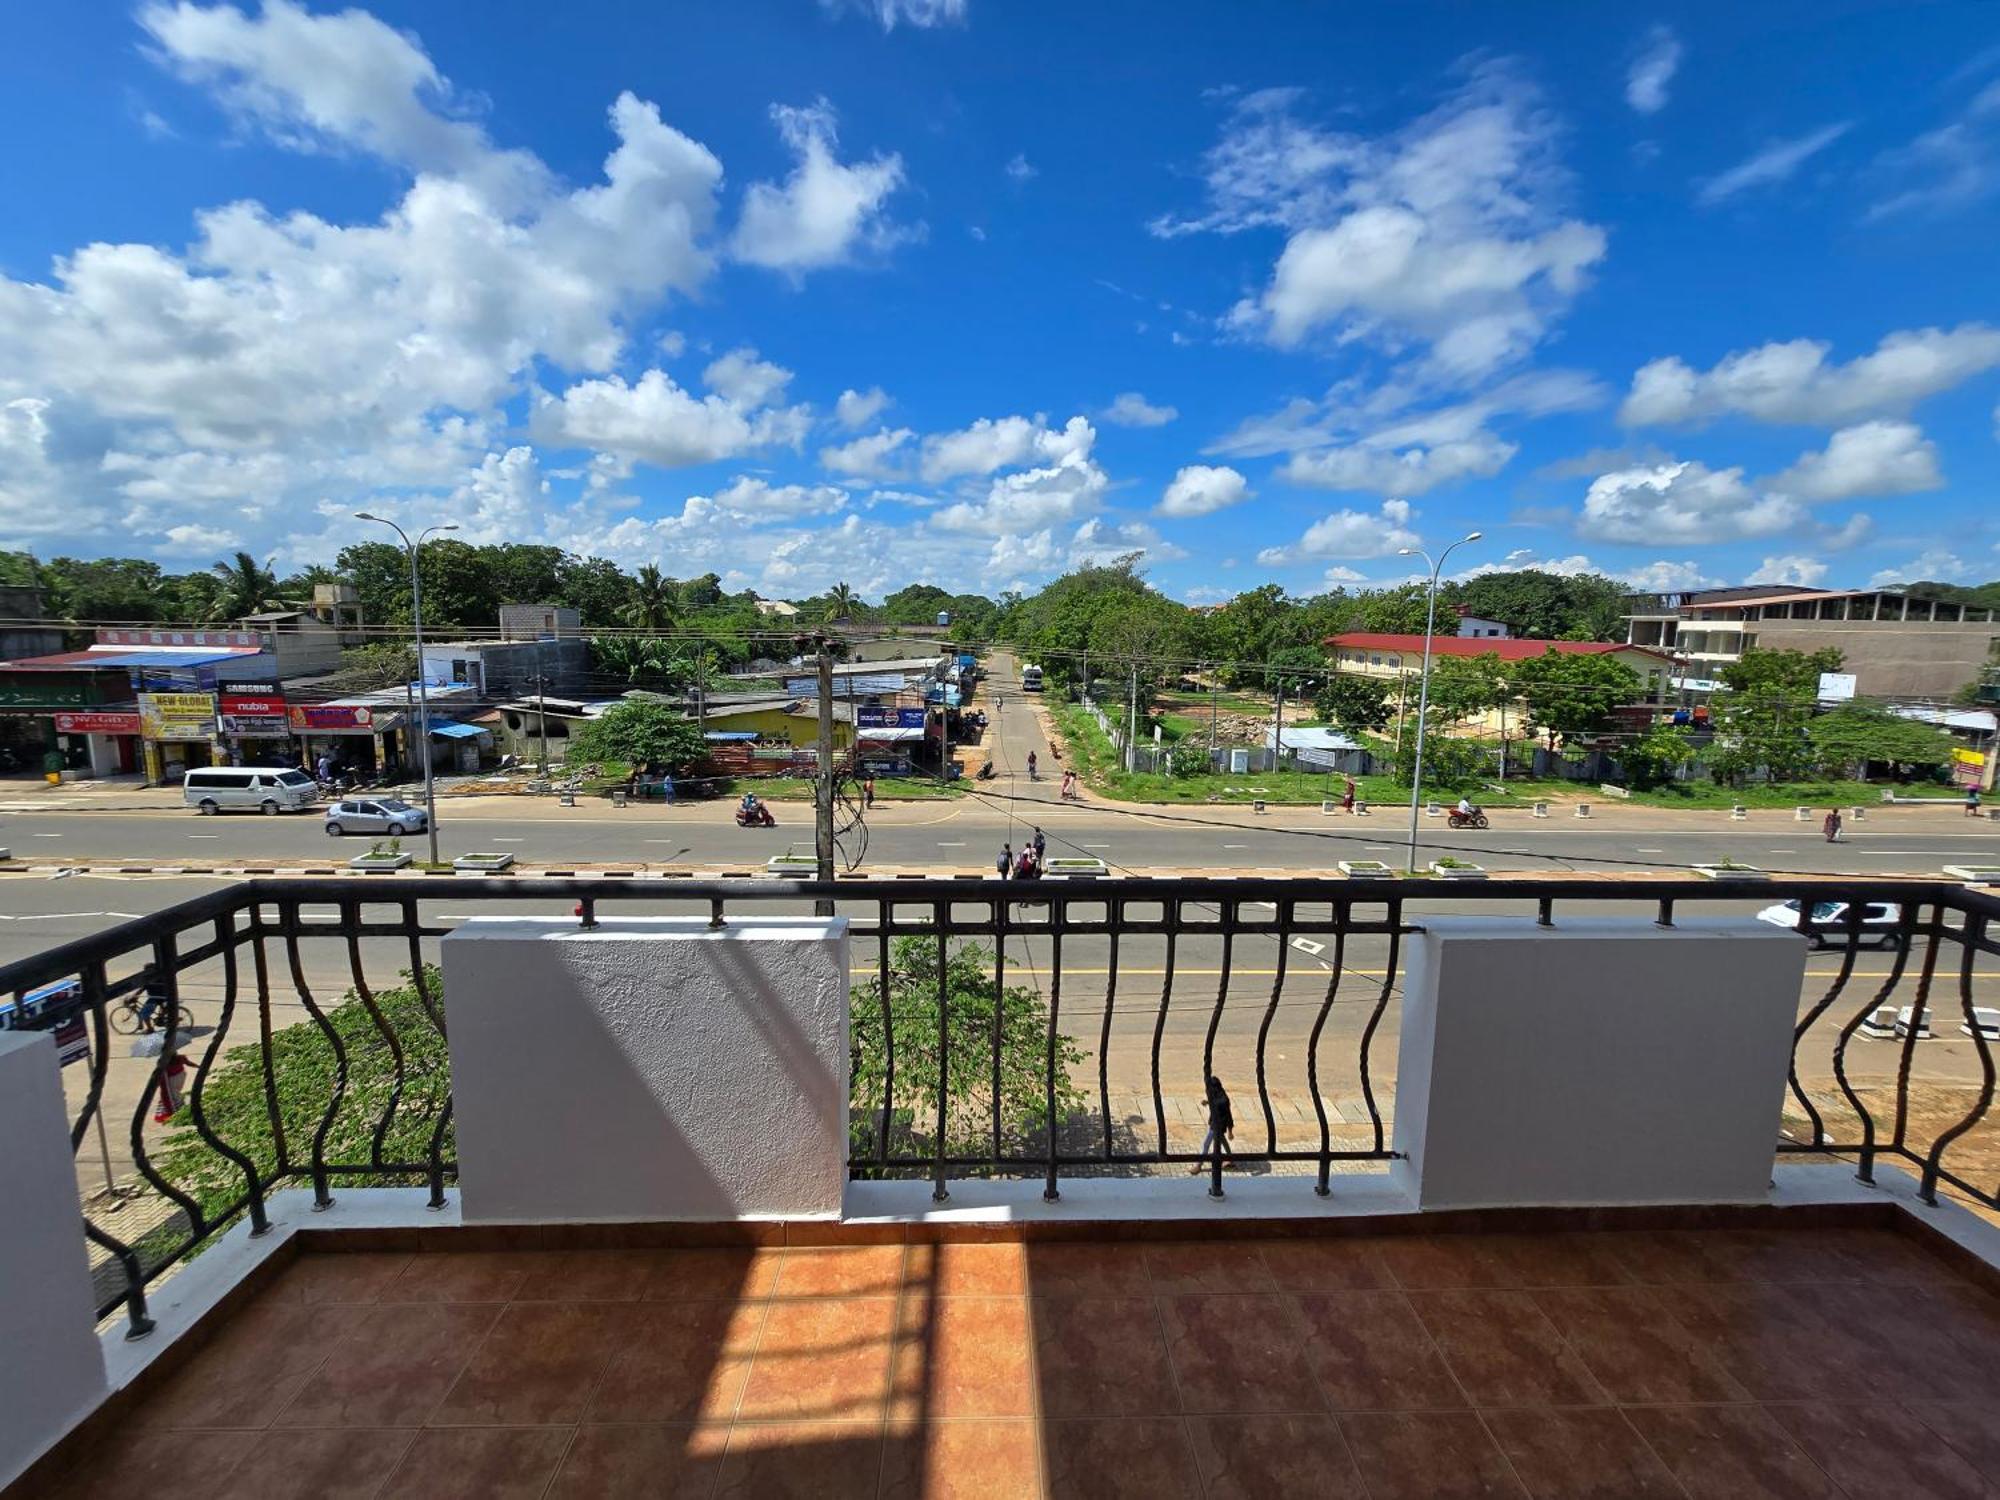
(1694, 863), (1768, 881)
(1428, 861), (1487, 880)
(765, 855), (820, 877)
(349, 852), (413, 872)
(1044, 857), (1107, 879)
(453, 852), (516, 873)
(1339, 860), (1394, 879)
(1943, 864), (2000, 885)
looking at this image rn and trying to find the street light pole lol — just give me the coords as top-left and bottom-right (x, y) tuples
(356, 513), (457, 866)
(1397, 530), (1483, 874)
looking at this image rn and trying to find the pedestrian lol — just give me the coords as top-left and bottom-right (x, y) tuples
(662, 772), (675, 806)
(1967, 786), (1983, 819)
(1016, 847), (1039, 881)
(1026, 750), (1038, 780)
(1341, 776), (1356, 814)
(996, 842), (1012, 880)
(864, 776), (876, 809)
(315, 752), (333, 784)
(1823, 807), (1842, 843)
(1032, 826), (1046, 862)
(1190, 1073), (1235, 1176)
(153, 1051), (191, 1124)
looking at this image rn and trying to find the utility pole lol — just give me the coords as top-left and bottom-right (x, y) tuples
(814, 636), (835, 913)
(1497, 695), (1508, 784)
(1272, 675), (1286, 768)
(534, 667), (549, 777)
(1210, 665), (1219, 758)
(1127, 666), (1139, 774)
(1081, 647), (1089, 704)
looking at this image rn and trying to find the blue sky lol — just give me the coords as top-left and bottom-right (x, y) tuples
(1, 1), (1997, 603)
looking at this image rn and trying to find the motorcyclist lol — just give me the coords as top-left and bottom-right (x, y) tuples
(1456, 795), (1479, 820)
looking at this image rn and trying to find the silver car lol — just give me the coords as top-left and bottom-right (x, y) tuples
(1756, 898), (1905, 949)
(324, 797), (430, 837)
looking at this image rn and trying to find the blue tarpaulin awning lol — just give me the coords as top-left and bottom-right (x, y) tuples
(428, 721), (489, 740)
(704, 730), (759, 741)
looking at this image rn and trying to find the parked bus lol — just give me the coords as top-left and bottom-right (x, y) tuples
(1021, 664), (1044, 692)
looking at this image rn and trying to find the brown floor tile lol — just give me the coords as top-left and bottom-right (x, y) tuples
(1769, 1401), (1991, 1500)
(1478, 1234), (1635, 1289)
(1650, 1282), (1868, 1402)
(737, 1297), (898, 1421)
(879, 1418), (1042, 1499)
(1256, 1237), (1394, 1291)
(893, 1295), (1034, 1418)
(1186, 1413), (1368, 1498)
(385, 1250), (531, 1303)
(1796, 1281), (2000, 1400)
(429, 1302), (623, 1426)
(546, 1424), (723, 1499)
(132, 1299), (347, 1430)
(51, 1429), (259, 1500)
(1623, 1403), (1844, 1499)
(1376, 1234), (1513, 1290)
(1031, 1296), (1179, 1416)
(1816, 1228), (1966, 1284)
(639, 1246), (782, 1301)
(584, 1299), (767, 1423)
(213, 1427), (418, 1499)
(1042, 1417), (1202, 1500)
(1338, 1409), (1529, 1499)
(1906, 1400), (2000, 1476)
(1024, 1241), (1150, 1297)
(1482, 1407), (1684, 1499)
(265, 1252), (412, 1305)
(1145, 1240), (1277, 1294)
(1532, 1286), (1748, 1404)
(276, 1302), (501, 1428)
(511, 1249), (665, 1301)
(771, 1244), (906, 1298)
(379, 1426), (575, 1500)
(1593, 1231), (1737, 1286)
(1293, 1290), (1466, 1411)
(905, 1240), (1028, 1296)
(712, 1420), (884, 1499)
(1692, 1229), (1873, 1284)
(1409, 1290), (1606, 1408)
(1159, 1293), (1322, 1414)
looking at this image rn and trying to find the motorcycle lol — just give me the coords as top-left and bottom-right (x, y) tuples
(735, 804), (777, 828)
(1446, 808), (1489, 830)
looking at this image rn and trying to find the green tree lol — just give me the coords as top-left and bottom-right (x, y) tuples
(34, 556), (172, 622)
(621, 565), (676, 632)
(1618, 725), (1698, 790)
(1265, 643), (1327, 697)
(319, 641), (418, 693)
(555, 556), (635, 628)
(485, 544), (566, 605)
(1510, 651), (1644, 749)
(1710, 647), (1847, 784)
(1806, 705), (1955, 774)
(206, 551), (290, 621)
(1455, 569), (1629, 641)
(1313, 675), (1393, 737)
(1348, 584), (1434, 634)
(589, 636), (685, 686)
(849, 936), (1086, 1163)
(568, 698), (705, 771)
(822, 582), (862, 622)
(1422, 652), (1506, 727)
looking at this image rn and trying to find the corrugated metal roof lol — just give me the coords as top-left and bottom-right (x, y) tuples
(428, 721), (490, 740)
(0, 646), (267, 671)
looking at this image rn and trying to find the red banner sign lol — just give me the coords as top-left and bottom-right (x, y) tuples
(53, 711), (142, 735)
(221, 692), (286, 717)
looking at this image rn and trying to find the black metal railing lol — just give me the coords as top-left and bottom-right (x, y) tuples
(1, 874), (1995, 1343)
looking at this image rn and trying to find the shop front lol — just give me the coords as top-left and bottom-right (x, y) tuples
(50, 709), (143, 777)
(216, 681), (294, 766)
(137, 692), (220, 785)
(289, 702), (403, 779)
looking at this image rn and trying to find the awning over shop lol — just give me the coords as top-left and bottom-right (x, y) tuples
(429, 720), (490, 740)
(855, 726), (927, 742)
(703, 730), (759, 741)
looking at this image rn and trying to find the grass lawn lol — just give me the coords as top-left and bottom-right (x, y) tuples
(749, 775), (965, 801)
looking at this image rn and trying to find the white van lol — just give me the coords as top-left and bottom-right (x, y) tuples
(184, 767), (321, 816)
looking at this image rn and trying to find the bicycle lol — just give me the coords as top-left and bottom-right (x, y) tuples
(110, 993), (198, 1037)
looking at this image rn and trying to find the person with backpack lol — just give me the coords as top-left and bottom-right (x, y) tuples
(1191, 1073), (1235, 1176)
(1032, 827), (1046, 862)
(996, 842), (1012, 880)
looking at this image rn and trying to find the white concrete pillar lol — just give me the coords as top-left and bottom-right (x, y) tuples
(0, 1032), (110, 1489)
(1392, 917), (1804, 1210)
(442, 916), (850, 1223)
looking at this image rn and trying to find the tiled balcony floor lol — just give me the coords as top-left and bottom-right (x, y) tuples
(41, 1225), (2000, 1499)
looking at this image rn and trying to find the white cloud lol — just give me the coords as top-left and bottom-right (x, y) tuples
(1866, 74), (2000, 220)
(1622, 559), (1723, 591)
(530, 367), (807, 469)
(1004, 152), (1036, 182)
(1321, 566), (1368, 584)
(705, 475), (848, 518)
(819, 426), (914, 479)
(1458, 548), (1601, 580)
(834, 386), (891, 429)
(819, 0), (967, 30)
(1769, 420), (1942, 502)
(1158, 464), (1251, 518)
(1279, 434), (1515, 496)
(1620, 324), (2000, 426)
(1259, 497), (1421, 564)
(732, 99), (909, 273)
(700, 347), (793, 408)
(931, 451), (1109, 535)
(1578, 459), (1804, 543)
(1103, 391), (1178, 428)
(1870, 549), (1975, 587)
(1070, 516), (1186, 566)
(919, 414), (1094, 482)
(1626, 26), (1683, 115)
(1696, 123), (1850, 205)
(160, 521), (240, 554)
(1751, 555), (1829, 587)
(654, 330), (687, 358)
(1160, 67), (1606, 379)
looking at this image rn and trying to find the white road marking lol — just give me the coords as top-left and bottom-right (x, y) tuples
(1636, 847), (1664, 853)
(1365, 845), (1394, 851)
(188, 835), (221, 840)
(1082, 843), (1111, 849)
(1223, 843), (1248, 849)
(937, 841), (966, 846)
(1290, 936), (1326, 956)
(32, 832), (63, 837)
(491, 837), (525, 843)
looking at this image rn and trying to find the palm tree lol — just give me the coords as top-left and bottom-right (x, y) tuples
(621, 564), (676, 632)
(824, 582), (860, 623)
(206, 552), (291, 623)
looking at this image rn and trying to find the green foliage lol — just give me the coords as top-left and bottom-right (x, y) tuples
(1394, 728), (1490, 791)
(849, 936), (1087, 1162)
(1313, 674), (1393, 737)
(1806, 704), (1956, 772)
(557, 556), (637, 627)
(1510, 651), (1644, 748)
(1265, 644), (1327, 695)
(877, 583), (1000, 638)
(589, 635), (688, 686)
(1618, 725), (1698, 790)
(1710, 647), (1847, 784)
(1421, 652), (1506, 725)
(568, 699), (705, 771)
(1719, 645), (1846, 698)
(205, 551), (290, 622)
(319, 641), (418, 693)
(1454, 569), (1629, 641)
(153, 968), (451, 1225)
(1167, 742), (1211, 778)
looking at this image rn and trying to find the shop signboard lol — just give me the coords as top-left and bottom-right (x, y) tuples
(137, 691), (216, 742)
(53, 710), (142, 735)
(1952, 747), (1987, 788)
(785, 672), (907, 697)
(219, 681), (289, 736)
(0, 680), (95, 708)
(289, 704), (376, 734)
(858, 706), (931, 729)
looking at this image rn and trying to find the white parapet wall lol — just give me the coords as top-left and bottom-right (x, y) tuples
(1392, 916), (1805, 1210)
(0, 1032), (110, 1490)
(443, 916), (850, 1223)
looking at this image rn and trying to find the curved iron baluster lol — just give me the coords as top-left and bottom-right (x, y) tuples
(1044, 918), (1062, 1202)
(1255, 900), (1290, 1157)
(70, 963), (114, 1154)
(1308, 924), (1347, 1197)
(248, 908), (290, 1176)
(1830, 904), (1919, 1182)
(1921, 913), (1994, 1205)
(283, 900), (349, 1209)
(1891, 905), (1945, 1154)
(1202, 905), (1234, 1082)
(127, 939), (208, 1238)
(1151, 910), (1177, 1156)
(1786, 903), (1865, 1147)
(931, 907), (949, 1202)
(187, 913), (269, 1235)
(85, 1219), (154, 1340)
(342, 900), (408, 1170)
(1356, 903), (1402, 1156)
(991, 898), (1006, 1160)
(402, 900), (452, 1209)
(1099, 902), (1119, 1161)
(876, 911), (894, 1166)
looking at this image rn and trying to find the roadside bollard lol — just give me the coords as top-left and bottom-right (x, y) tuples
(1354, 801), (1369, 816)
(1730, 806), (1748, 820)
(1253, 799), (1266, 815)
(1532, 801), (1549, 818)
(1425, 800), (1441, 817)
(1574, 803), (1591, 818)
(1849, 806), (1865, 821)
(1321, 799), (1335, 814)
(1794, 806), (1812, 821)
